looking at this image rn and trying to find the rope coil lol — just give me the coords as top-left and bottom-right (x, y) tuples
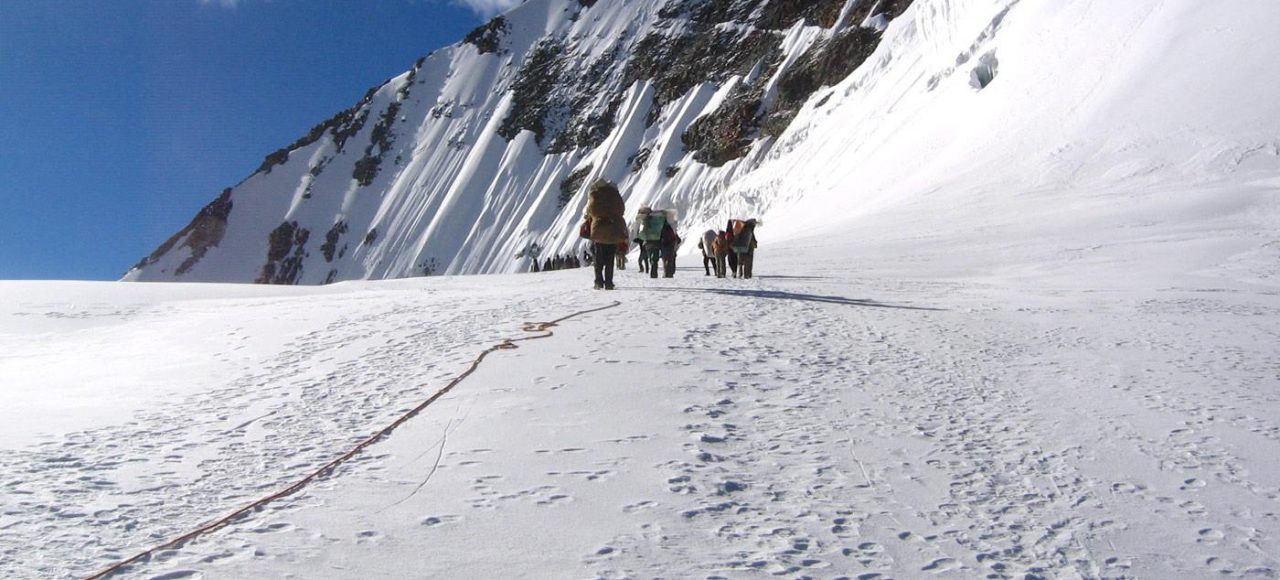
(88, 300), (621, 579)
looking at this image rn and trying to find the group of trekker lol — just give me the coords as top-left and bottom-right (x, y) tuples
(531, 253), (587, 272)
(577, 179), (759, 290)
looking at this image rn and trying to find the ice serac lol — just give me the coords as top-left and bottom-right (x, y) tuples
(123, 0), (1280, 284)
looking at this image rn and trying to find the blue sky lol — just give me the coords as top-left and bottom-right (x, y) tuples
(0, 0), (507, 280)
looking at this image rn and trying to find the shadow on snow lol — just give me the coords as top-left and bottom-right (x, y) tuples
(634, 286), (946, 311)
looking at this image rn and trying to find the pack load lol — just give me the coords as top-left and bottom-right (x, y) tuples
(712, 231), (731, 256)
(730, 218), (759, 253)
(638, 207), (676, 242)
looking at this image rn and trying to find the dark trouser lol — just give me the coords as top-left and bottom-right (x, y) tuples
(593, 242), (617, 287)
(661, 244), (676, 277)
(644, 242), (661, 278)
(736, 250), (753, 279)
(714, 254), (727, 278)
(727, 251), (739, 277)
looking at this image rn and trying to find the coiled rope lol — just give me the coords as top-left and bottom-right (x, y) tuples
(88, 300), (622, 579)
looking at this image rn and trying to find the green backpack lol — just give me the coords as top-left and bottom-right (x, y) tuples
(638, 212), (666, 241)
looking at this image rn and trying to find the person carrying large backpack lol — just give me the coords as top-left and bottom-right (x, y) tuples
(729, 218), (759, 279)
(659, 218), (681, 278)
(698, 229), (717, 276)
(636, 207), (667, 279)
(582, 179), (628, 289)
(710, 229), (731, 278)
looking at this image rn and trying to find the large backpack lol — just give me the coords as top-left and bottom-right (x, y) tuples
(639, 212), (667, 241)
(731, 219), (756, 252)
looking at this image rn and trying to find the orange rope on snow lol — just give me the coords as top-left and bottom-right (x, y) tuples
(88, 300), (622, 579)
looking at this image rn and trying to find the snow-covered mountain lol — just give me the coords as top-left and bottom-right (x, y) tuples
(124, 0), (1280, 285)
(127, 0), (910, 283)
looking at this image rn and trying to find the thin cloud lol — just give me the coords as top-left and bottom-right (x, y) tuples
(453, 0), (520, 19)
(198, 0), (241, 8)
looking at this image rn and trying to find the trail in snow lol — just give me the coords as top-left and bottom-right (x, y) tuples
(0, 284), (558, 577)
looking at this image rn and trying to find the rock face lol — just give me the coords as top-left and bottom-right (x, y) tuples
(131, 188), (233, 277)
(125, 0), (915, 284)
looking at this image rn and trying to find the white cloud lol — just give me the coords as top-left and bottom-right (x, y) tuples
(453, 0), (521, 19)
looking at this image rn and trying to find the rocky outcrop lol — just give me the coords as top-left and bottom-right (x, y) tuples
(131, 188), (233, 276)
(464, 16), (509, 55)
(256, 221), (310, 285)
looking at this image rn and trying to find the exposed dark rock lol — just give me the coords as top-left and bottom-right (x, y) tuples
(546, 46), (626, 152)
(559, 165), (593, 208)
(132, 187), (234, 276)
(331, 109), (369, 154)
(683, 84), (762, 166)
(625, 27), (782, 109)
(320, 221), (348, 262)
(658, 0), (763, 24)
(363, 228), (378, 246)
(847, 0), (913, 25)
(257, 149), (291, 174)
(256, 84), (382, 175)
(764, 26), (884, 138)
(499, 40), (624, 153)
(354, 101), (402, 186)
(498, 39), (566, 145)
(755, 0), (846, 29)
(256, 221), (310, 284)
(397, 66), (418, 100)
(550, 96), (622, 153)
(464, 16), (509, 55)
(629, 147), (653, 172)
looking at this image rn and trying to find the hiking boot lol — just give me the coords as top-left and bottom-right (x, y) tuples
(593, 281), (604, 289)
(604, 283), (615, 290)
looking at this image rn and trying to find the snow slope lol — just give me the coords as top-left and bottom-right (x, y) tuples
(124, 0), (1280, 287)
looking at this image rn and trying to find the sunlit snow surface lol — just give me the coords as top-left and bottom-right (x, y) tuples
(5, 173), (1280, 578)
(7, 0), (1280, 576)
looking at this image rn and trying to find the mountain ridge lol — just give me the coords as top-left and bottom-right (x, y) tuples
(124, 0), (917, 284)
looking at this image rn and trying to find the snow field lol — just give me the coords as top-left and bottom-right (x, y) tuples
(5, 210), (1279, 578)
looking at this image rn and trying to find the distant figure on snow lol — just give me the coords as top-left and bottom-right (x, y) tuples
(616, 239), (629, 271)
(698, 229), (718, 276)
(659, 220), (681, 278)
(728, 219), (759, 279)
(635, 207), (666, 278)
(583, 179), (628, 290)
(711, 230), (731, 278)
(632, 237), (646, 273)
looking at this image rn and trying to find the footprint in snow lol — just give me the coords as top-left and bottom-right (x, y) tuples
(922, 557), (962, 573)
(420, 514), (461, 527)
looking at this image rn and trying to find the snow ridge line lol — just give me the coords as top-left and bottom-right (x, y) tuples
(86, 300), (623, 580)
